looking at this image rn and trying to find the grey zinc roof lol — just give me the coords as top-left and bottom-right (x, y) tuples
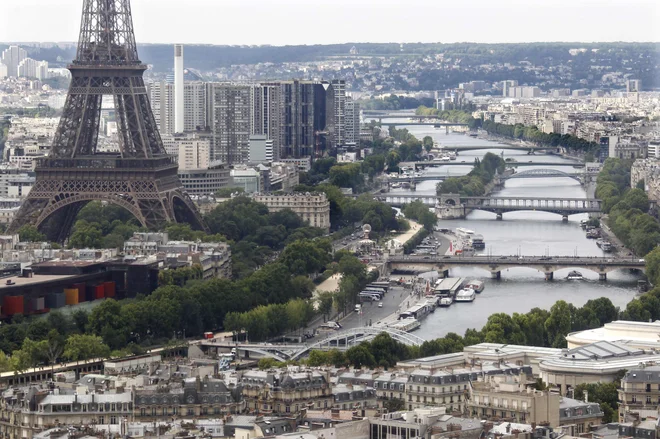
(567, 340), (644, 360)
(624, 366), (660, 382)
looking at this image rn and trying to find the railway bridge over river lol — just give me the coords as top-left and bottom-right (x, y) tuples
(380, 193), (602, 220)
(387, 255), (646, 281)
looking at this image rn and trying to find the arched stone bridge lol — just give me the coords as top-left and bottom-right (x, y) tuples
(387, 255), (646, 281)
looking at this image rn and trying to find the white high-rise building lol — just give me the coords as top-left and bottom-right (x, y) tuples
(344, 96), (360, 145)
(148, 80), (175, 135)
(162, 134), (210, 170)
(252, 84), (282, 161)
(0, 63), (7, 79)
(36, 61), (49, 80)
(17, 58), (40, 79)
(184, 82), (207, 132)
(331, 80), (346, 146)
(1, 46), (27, 77)
(174, 44), (184, 133)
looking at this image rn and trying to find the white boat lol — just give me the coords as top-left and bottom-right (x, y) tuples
(567, 271), (583, 280)
(387, 318), (421, 332)
(455, 288), (476, 302)
(439, 296), (453, 307)
(465, 280), (485, 293)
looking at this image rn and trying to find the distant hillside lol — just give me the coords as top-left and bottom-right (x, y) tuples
(1, 42), (657, 74)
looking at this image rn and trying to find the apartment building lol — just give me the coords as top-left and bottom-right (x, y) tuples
(0, 385), (132, 439)
(240, 369), (333, 415)
(618, 365), (660, 422)
(134, 376), (242, 419)
(468, 375), (560, 426)
(252, 192), (331, 231)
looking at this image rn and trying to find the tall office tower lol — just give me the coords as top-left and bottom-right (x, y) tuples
(210, 83), (253, 164)
(1, 46), (28, 77)
(184, 82), (207, 132)
(277, 80), (335, 158)
(330, 80), (346, 146)
(0, 63), (7, 79)
(148, 80), (175, 135)
(626, 79), (642, 93)
(252, 83), (282, 161)
(344, 96), (360, 145)
(174, 44), (184, 133)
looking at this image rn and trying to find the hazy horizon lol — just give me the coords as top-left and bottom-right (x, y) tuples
(1, 0), (659, 46)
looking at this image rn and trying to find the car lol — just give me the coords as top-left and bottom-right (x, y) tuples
(443, 255), (451, 259)
(499, 256), (507, 260)
(423, 256), (431, 259)
(378, 302), (383, 308)
(640, 259), (646, 263)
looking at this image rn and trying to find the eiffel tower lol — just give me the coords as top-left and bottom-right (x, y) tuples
(7, 0), (207, 242)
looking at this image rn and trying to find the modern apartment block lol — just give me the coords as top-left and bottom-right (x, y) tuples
(162, 134), (210, 170)
(209, 83), (254, 164)
(0, 46), (28, 78)
(331, 79), (346, 146)
(345, 96), (361, 145)
(148, 80), (175, 136)
(252, 83), (282, 161)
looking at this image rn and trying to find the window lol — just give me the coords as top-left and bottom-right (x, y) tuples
(110, 416), (117, 425)
(647, 396), (651, 404)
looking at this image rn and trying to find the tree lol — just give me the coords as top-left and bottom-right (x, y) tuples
(383, 398), (406, 412)
(422, 136), (434, 153)
(18, 225), (46, 243)
(545, 301), (575, 348)
(87, 299), (131, 350)
(574, 382), (619, 423)
(345, 344), (376, 368)
(63, 334), (111, 362)
(317, 291), (335, 320)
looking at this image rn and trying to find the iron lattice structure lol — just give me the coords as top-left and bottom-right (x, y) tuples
(8, 0), (207, 242)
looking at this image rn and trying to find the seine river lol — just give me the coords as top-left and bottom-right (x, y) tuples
(388, 122), (642, 339)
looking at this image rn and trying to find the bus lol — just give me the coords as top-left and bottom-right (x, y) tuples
(363, 287), (386, 295)
(367, 282), (390, 291)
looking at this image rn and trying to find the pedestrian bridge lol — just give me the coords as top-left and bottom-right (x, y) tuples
(387, 255), (646, 281)
(198, 327), (426, 362)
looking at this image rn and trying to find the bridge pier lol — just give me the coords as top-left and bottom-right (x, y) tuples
(496, 213), (503, 220)
(442, 269), (450, 278)
(562, 215), (568, 222)
(545, 272), (554, 281)
(599, 273), (607, 281)
(491, 271), (501, 280)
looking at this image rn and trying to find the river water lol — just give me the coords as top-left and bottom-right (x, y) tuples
(387, 122), (642, 339)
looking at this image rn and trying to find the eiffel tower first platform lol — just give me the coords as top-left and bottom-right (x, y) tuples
(7, 0), (207, 242)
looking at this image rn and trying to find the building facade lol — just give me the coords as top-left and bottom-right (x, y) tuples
(252, 193), (331, 231)
(210, 83), (253, 164)
(241, 370), (333, 415)
(618, 365), (660, 422)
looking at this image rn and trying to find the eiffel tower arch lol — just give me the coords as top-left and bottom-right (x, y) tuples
(7, 0), (207, 242)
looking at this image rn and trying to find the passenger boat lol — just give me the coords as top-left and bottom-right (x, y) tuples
(388, 318), (421, 332)
(439, 296), (453, 307)
(455, 288), (476, 302)
(465, 280), (485, 293)
(566, 271), (583, 280)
